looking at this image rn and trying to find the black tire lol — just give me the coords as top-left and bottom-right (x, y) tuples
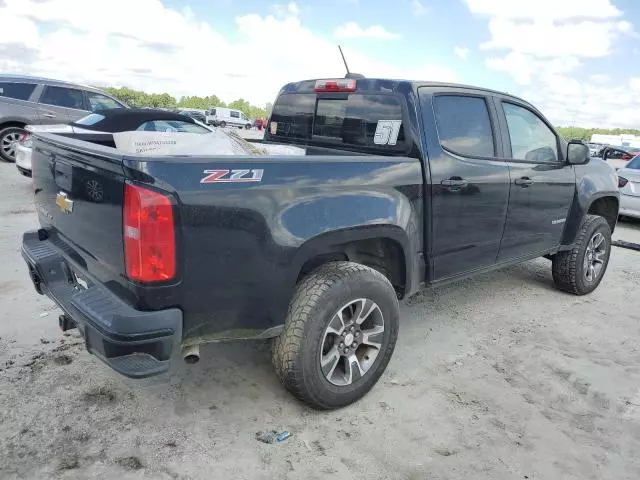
(219, 121), (226, 128)
(0, 126), (24, 163)
(552, 214), (611, 295)
(272, 262), (399, 409)
(245, 124), (251, 130)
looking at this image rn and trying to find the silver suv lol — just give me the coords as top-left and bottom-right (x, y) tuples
(0, 75), (127, 162)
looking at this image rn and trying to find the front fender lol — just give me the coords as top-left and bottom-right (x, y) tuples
(562, 158), (619, 244)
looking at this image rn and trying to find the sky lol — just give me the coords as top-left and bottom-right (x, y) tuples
(0, 0), (639, 128)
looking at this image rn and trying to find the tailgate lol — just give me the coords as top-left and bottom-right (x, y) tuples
(31, 134), (127, 277)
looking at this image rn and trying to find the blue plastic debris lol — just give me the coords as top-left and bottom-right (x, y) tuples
(255, 430), (291, 444)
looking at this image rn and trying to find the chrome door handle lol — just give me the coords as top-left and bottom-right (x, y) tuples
(514, 177), (534, 187)
(42, 113), (56, 118)
(441, 177), (469, 189)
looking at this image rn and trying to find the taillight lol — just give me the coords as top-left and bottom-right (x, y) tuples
(314, 79), (357, 92)
(623, 154), (632, 160)
(19, 132), (32, 148)
(124, 183), (176, 283)
(618, 176), (628, 188)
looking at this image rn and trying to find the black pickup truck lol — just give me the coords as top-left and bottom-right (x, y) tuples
(21, 77), (619, 409)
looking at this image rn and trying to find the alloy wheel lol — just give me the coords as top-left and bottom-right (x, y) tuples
(584, 232), (607, 282)
(319, 298), (385, 386)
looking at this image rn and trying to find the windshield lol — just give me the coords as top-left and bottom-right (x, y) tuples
(626, 155), (640, 169)
(75, 113), (106, 126)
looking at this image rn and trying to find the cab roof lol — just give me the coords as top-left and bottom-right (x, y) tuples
(278, 77), (535, 109)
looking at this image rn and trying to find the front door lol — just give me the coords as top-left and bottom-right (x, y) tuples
(419, 88), (511, 280)
(37, 85), (88, 124)
(495, 99), (575, 261)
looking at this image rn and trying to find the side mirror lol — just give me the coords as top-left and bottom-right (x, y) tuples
(567, 140), (590, 165)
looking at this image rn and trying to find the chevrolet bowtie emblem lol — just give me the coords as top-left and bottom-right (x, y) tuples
(56, 192), (74, 214)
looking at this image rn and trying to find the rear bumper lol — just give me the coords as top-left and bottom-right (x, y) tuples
(21, 230), (183, 378)
(620, 194), (640, 219)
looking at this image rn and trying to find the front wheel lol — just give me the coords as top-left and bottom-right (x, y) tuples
(552, 214), (611, 295)
(272, 262), (399, 409)
(219, 121), (226, 128)
(245, 124), (252, 130)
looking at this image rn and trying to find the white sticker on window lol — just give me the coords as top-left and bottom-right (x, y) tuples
(270, 122), (278, 135)
(373, 120), (402, 145)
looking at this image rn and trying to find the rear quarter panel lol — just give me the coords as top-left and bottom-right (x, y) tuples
(126, 154), (423, 343)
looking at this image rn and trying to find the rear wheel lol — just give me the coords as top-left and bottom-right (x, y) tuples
(552, 215), (611, 295)
(0, 126), (24, 162)
(272, 262), (399, 409)
(219, 121), (226, 128)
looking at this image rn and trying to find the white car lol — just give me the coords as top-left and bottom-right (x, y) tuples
(617, 155), (640, 219)
(15, 109), (213, 177)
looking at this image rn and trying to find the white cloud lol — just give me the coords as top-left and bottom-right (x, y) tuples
(0, 0), (454, 106)
(412, 0), (428, 17)
(334, 22), (400, 40)
(275, 2), (300, 17)
(521, 75), (640, 128)
(454, 46), (469, 60)
(465, 0), (637, 127)
(463, 0), (621, 21)
(287, 2), (300, 16)
(589, 74), (610, 84)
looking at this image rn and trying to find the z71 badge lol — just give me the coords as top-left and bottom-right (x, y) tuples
(200, 169), (264, 184)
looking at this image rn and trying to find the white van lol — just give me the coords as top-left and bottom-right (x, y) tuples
(205, 107), (252, 129)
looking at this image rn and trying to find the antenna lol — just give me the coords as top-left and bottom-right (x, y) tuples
(338, 45), (350, 75)
(337, 45), (365, 80)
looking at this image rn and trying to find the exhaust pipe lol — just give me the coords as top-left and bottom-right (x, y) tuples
(182, 344), (200, 364)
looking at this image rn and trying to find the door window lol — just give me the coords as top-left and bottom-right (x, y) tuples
(502, 102), (558, 163)
(86, 92), (123, 111)
(0, 82), (37, 100)
(40, 86), (85, 110)
(230, 111), (240, 118)
(433, 95), (495, 157)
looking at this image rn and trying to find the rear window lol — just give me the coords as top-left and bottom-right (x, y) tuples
(0, 82), (37, 101)
(269, 93), (406, 152)
(433, 95), (495, 158)
(626, 155), (640, 169)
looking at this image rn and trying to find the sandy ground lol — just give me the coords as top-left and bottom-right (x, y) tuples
(1, 161), (640, 480)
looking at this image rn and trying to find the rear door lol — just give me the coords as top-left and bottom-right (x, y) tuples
(37, 85), (89, 124)
(494, 98), (575, 261)
(0, 80), (40, 123)
(419, 88), (510, 279)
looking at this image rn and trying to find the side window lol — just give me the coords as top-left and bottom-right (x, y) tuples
(86, 92), (123, 111)
(433, 95), (495, 157)
(40, 86), (85, 110)
(502, 102), (558, 163)
(0, 82), (37, 100)
(230, 111), (240, 118)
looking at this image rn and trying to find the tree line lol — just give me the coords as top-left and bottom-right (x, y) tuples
(556, 126), (640, 142)
(102, 87), (272, 119)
